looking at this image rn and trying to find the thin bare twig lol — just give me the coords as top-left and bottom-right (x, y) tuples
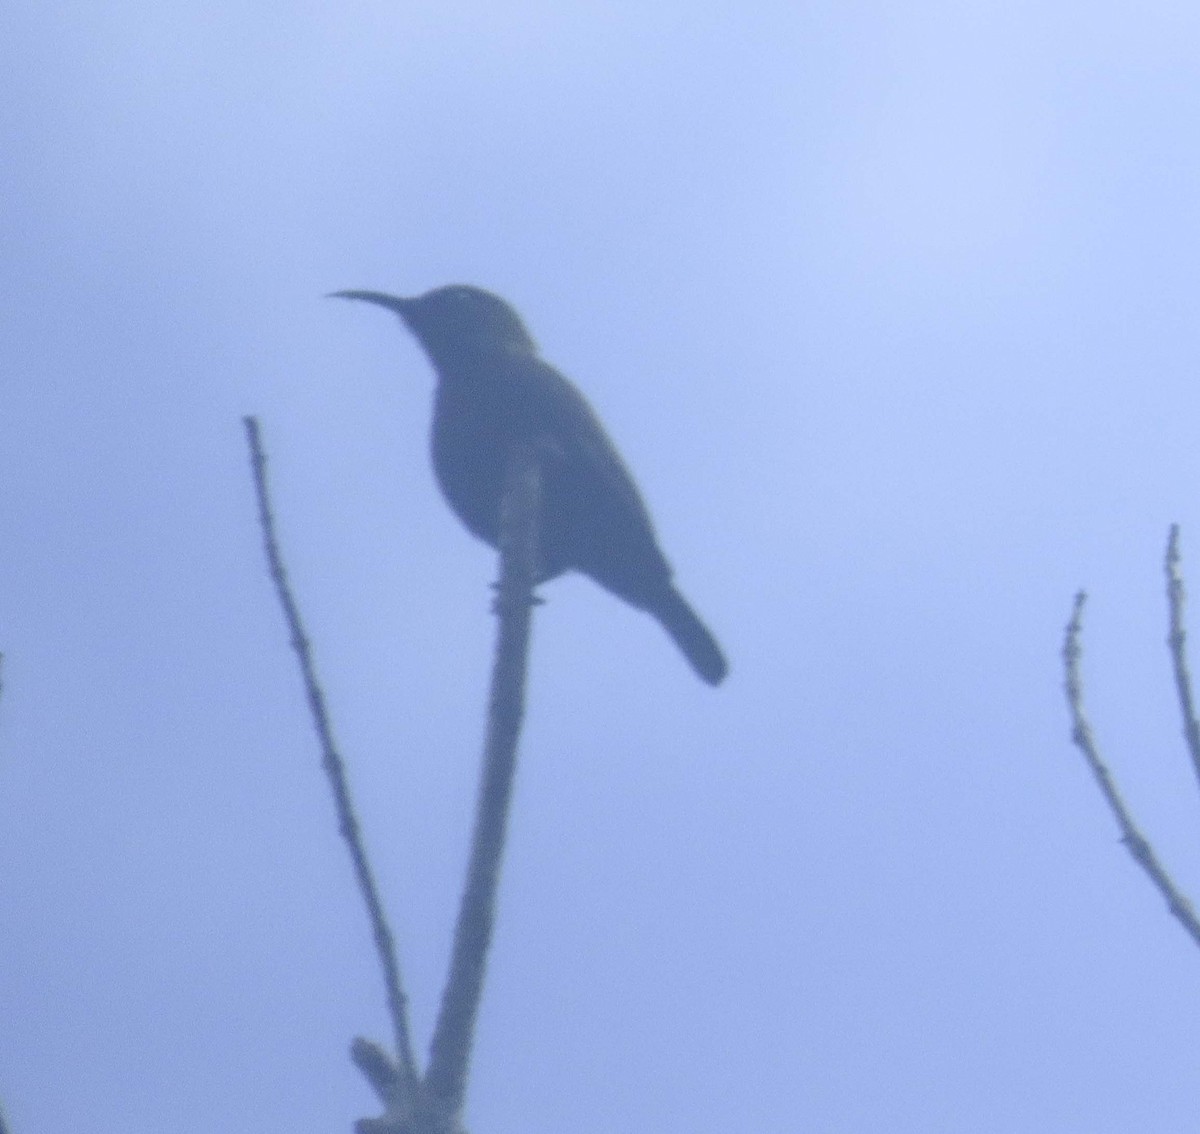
(1164, 525), (1200, 795)
(242, 416), (418, 1088)
(425, 442), (542, 1120)
(1063, 591), (1200, 949)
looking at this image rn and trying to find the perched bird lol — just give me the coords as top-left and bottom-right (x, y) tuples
(330, 284), (728, 685)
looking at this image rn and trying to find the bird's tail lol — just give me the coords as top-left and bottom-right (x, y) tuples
(653, 586), (728, 686)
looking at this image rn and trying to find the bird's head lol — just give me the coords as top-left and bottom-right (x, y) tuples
(329, 285), (537, 372)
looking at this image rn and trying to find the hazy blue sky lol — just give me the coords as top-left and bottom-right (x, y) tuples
(3, 3), (1200, 1131)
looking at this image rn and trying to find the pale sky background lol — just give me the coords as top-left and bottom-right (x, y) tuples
(3, 3), (1200, 1131)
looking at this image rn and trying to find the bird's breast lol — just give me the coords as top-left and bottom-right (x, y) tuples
(430, 382), (510, 548)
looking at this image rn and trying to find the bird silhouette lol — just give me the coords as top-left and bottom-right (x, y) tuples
(330, 284), (728, 685)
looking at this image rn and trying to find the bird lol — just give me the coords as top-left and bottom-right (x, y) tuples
(330, 284), (728, 685)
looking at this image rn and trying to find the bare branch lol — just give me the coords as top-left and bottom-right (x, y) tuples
(1063, 591), (1200, 949)
(242, 416), (418, 1089)
(425, 442), (542, 1120)
(1164, 525), (1200, 795)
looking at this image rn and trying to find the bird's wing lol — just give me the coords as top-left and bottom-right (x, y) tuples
(508, 355), (673, 593)
(518, 358), (654, 514)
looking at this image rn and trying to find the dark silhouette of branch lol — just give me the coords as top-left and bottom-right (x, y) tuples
(1062, 590), (1200, 949)
(242, 416), (418, 1089)
(1165, 525), (1200, 793)
(424, 441), (541, 1120)
(350, 443), (541, 1134)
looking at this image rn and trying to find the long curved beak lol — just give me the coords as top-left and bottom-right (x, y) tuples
(326, 289), (412, 317)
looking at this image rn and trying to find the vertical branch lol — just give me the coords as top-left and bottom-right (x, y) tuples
(425, 442), (542, 1119)
(1063, 591), (1200, 948)
(242, 416), (418, 1089)
(1164, 525), (1200, 794)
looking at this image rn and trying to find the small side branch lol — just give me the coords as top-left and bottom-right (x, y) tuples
(1165, 526), (1200, 794)
(242, 416), (418, 1088)
(1063, 591), (1200, 949)
(424, 442), (542, 1121)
